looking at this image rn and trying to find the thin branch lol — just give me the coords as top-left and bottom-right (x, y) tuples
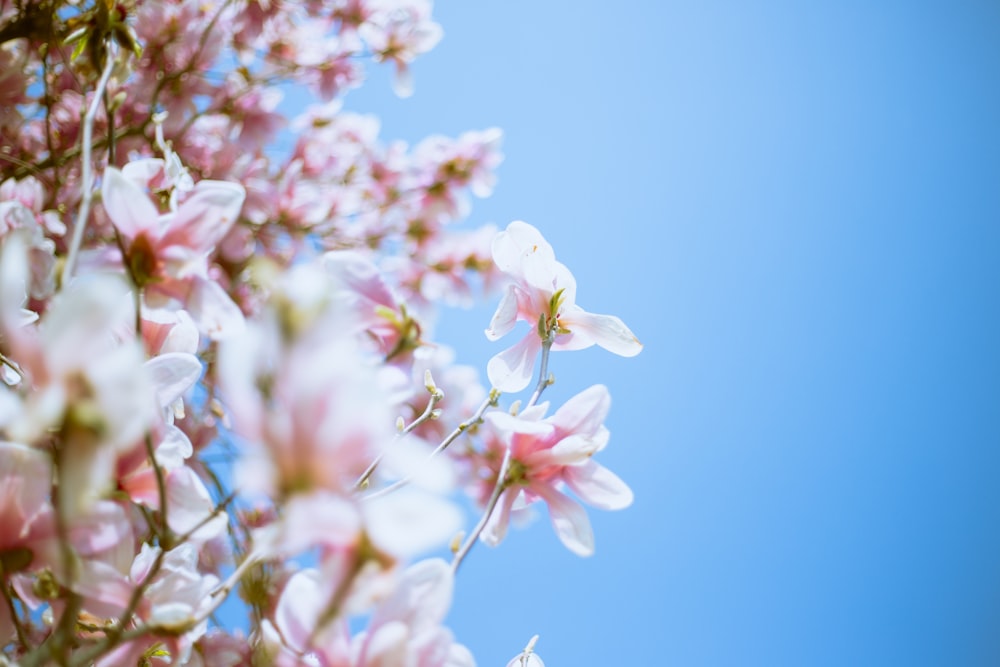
(355, 386), (443, 490)
(362, 392), (496, 501)
(526, 337), (553, 409)
(61, 44), (116, 287)
(451, 446), (511, 574)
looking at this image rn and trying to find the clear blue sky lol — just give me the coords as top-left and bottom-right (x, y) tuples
(340, 2), (1000, 665)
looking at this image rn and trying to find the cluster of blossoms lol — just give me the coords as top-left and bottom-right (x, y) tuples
(0, 1), (640, 665)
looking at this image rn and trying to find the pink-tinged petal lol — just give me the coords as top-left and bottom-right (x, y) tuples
(371, 558), (453, 633)
(74, 557), (133, 616)
(481, 488), (519, 548)
(363, 621), (409, 666)
(549, 384), (611, 438)
(120, 466), (159, 508)
(486, 333), (541, 393)
(560, 308), (642, 357)
(101, 167), (160, 241)
(144, 352), (202, 409)
(564, 460), (633, 511)
(524, 433), (598, 468)
(0, 442), (51, 518)
(486, 411), (553, 437)
(324, 250), (396, 309)
(186, 277), (246, 340)
(392, 62), (414, 98)
(121, 158), (165, 187)
(277, 492), (361, 556)
(485, 284), (519, 341)
(41, 273), (132, 369)
(161, 180), (245, 253)
(532, 484), (594, 557)
(275, 569), (326, 652)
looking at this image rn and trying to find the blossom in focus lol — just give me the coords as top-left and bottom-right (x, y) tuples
(479, 384), (632, 556)
(485, 221), (642, 392)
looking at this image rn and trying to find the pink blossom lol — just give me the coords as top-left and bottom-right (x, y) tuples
(0, 442), (57, 575)
(101, 165), (247, 338)
(359, 0), (443, 97)
(479, 384), (632, 556)
(485, 221), (643, 392)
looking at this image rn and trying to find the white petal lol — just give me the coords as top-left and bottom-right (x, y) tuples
(481, 488), (518, 547)
(485, 284), (519, 341)
(565, 460), (634, 510)
(166, 466), (227, 541)
(549, 384), (610, 438)
(101, 167), (160, 240)
(186, 278), (245, 340)
(562, 309), (642, 357)
(533, 485), (594, 557)
(486, 334), (541, 393)
(144, 352), (202, 409)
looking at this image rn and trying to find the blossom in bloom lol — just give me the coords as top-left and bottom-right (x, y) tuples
(485, 221), (642, 392)
(101, 165), (247, 339)
(479, 384), (632, 556)
(275, 558), (475, 666)
(76, 542), (220, 665)
(360, 0), (444, 97)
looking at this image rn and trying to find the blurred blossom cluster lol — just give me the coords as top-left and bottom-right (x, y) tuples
(0, 1), (640, 664)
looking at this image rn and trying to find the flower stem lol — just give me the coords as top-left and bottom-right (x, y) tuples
(62, 44), (116, 287)
(526, 338), (553, 408)
(451, 446), (511, 574)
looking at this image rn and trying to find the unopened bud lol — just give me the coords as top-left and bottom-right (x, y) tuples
(108, 90), (127, 112)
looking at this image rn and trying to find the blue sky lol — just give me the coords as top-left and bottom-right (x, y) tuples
(339, 2), (1000, 665)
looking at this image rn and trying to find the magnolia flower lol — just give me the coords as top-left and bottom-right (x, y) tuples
(485, 221), (642, 392)
(480, 384), (632, 556)
(101, 165), (246, 339)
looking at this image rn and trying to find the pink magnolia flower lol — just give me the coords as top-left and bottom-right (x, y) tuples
(101, 165), (246, 338)
(485, 221), (643, 392)
(76, 542), (220, 665)
(275, 558), (474, 667)
(360, 0), (443, 97)
(479, 384), (632, 557)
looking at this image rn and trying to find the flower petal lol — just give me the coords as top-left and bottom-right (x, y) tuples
(481, 488), (518, 547)
(565, 460), (634, 511)
(101, 167), (161, 240)
(549, 384), (610, 438)
(485, 284), (519, 341)
(186, 277), (246, 340)
(492, 221), (559, 293)
(533, 484), (594, 557)
(144, 352), (202, 409)
(161, 180), (245, 254)
(486, 333), (541, 393)
(561, 308), (642, 357)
